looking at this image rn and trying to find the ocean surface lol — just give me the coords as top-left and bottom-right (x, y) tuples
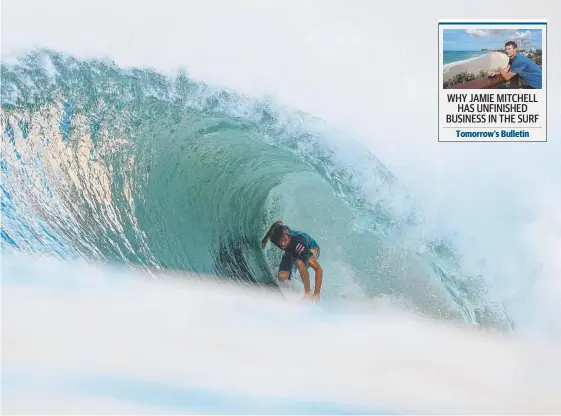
(2, 49), (560, 414)
(443, 50), (488, 65)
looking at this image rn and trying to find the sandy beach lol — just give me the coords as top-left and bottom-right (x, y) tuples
(443, 52), (509, 82)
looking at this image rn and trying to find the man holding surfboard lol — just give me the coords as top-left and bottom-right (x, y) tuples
(489, 40), (542, 89)
(261, 220), (323, 302)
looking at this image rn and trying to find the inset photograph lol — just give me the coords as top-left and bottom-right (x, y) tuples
(442, 28), (543, 89)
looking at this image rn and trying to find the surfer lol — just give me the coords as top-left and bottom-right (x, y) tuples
(488, 41), (542, 89)
(261, 220), (323, 302)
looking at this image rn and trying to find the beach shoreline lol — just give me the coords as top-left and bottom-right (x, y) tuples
(443, 51), (509, 82)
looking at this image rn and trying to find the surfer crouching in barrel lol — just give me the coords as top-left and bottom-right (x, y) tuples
(261, 220), (323, 302)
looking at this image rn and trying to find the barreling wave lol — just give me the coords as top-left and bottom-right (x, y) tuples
(1, 49), (511, 329)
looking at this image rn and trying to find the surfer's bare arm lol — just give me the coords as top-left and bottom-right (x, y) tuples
(261, 220), (283, 248)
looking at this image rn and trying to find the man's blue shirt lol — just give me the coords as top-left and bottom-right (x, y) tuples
(509, 53), (542, 89)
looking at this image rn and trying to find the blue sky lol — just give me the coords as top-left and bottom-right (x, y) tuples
(443, 29), (542, 51)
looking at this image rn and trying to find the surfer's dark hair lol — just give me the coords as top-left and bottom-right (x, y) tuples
(505, 41), (517, 48)
(271, 224), (290, 243)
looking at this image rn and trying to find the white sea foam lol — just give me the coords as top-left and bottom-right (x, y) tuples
(2, 252), (561, 414)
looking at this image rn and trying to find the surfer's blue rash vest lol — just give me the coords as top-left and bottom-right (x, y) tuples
(277, 230), (320, 278)
(285, 231), (320, 262)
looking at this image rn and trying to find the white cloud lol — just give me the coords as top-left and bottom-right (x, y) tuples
(465, 28), (536, 47)
(466, 28), (515, 37)
(514, 30), (533, 40)
(514, 30), (534, 46)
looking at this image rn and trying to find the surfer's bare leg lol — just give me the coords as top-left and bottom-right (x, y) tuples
(299, 250), (322, 301)
(295, 259), (311, 294)
(307, 253), (323, 301)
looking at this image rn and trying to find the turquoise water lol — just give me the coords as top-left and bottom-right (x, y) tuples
(443, 50), (488, 64)
(1, 49), (511, 328)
